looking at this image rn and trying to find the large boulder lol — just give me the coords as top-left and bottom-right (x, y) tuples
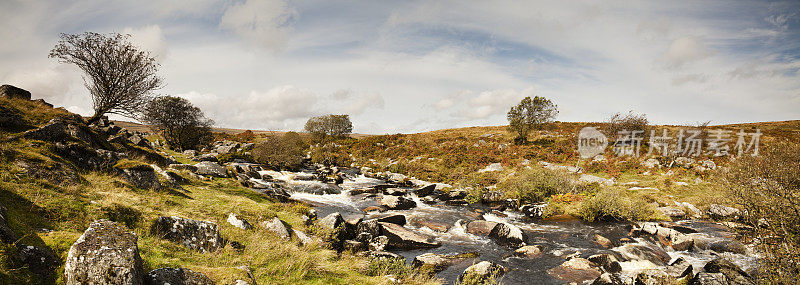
(64, 220), (144, 285)
(707, 204), (741, 221)
(457, 261), (506, 284)
(288, 181), (341, 194)
(380, 195), (416, 210)
(514, 245), (543, 258)
(261, 217), (290, 239)
(144, 267), (214, 285)
(411, 252), (473, 272)
(195, 161), (228, 177)
(0, 84), (31, 100)
(379, 222), (439, 249)
(614, 244), (671, 266)
(227, 213), (253, 230)
(488, 223), (527, 247)
(703, 258), (753, 284)
(116, 164), (161, 190)
(414, 184), (436, 197)
(547, 258), (602, 284)
(150, 216), (225, 252)
(466, 220), (498, 236)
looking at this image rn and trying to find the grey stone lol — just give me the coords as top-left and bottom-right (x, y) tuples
(489, 222), (527, 247)
(261, 217), (290, 239)
(195, 161), (228, 177)
(227, 213), (253, 230)
(380, 195), (416, 210)
(150, 216), (225, 252)
(64, 220), (144, 285)
(0, 84), (31, 100)
(144, 267), (214, 285)
(379, 222), (439, 249)
(457, 261), (506, 284)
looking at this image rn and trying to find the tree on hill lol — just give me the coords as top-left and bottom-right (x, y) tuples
(252, 132), (308, 170)
(49, 32), (163, 125)
(506, 96), (558, 144)
(304, 114), (353, 140)
(140, 96), (213, 151)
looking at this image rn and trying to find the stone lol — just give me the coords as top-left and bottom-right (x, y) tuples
(414, 184), (436, 197)
(707, 204), (741, 221)
(227, 213), (253, 230)
(708, 239), (747, 255)
(594, 234), (613, 248)
(150, 216), (225, 252)
(380, 195), (416, 210)
(614, 244), (670, 266)
(64, 220), (144, 285)
(691, 272), (729, 285)
(488, 223), (527, 247)
(261, 217), (290, 239)
(195, 161), (228, 177)
(374, 215), (404, 227)
(457, 261), (506, 284)
(23, 119), (71, 142)
(641, 158), (660, 168)
(514, 245), (543, 258)
(411, 253), (471, 272)
(369, 235), (389, 251)
(318, 212), (346, 230)
(356, 219), (382, 238)
(128, 135), (150, 148)
(478, 163), (503, 172)
(0, 84), (32, 100)
(665, 258), (694, 279)
(379, 222), (439, 249)
(658, 207), (686, 220)
(579, 174), (615, 186)
(417, 220), (449, 232)
(635, 270), (676, 285)
(343, 240), (366, 252)
(466, 220), (498, 236)
(519, 203), (547, 219)
(144, 267), (214, 285)
(289, 181), (341, 194)
(592, 272), (623, 285)
(182, 150), (197, 157)
(362, 206), (387, 213)
(192, 153), (219, 162)
(547, 258), (602, 284)
(703, 258), (752, 284)
(18, 244), (59, 280)
(587, 254), (621, 273)
(117, 166), (161, 190)
(293, 229), (318, 246)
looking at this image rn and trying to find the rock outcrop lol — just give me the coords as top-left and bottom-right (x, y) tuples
(195, 161), (228, 177)
(380, 195), (416, 210)
(64, 220), (144, 285)
(150, 216), (225, 252)
(457, 261), (506, 284)
(144, 267), (215, 285)
(379, 222), (439, 249)
(0, 84), (32, 100)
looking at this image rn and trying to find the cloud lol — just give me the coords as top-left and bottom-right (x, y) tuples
(220, 0), (296, 52)
(123, 25), (168, 60)
(662, 36), (713, 69)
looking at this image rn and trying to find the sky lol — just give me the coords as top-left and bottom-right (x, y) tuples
(1, 0), (799, 134)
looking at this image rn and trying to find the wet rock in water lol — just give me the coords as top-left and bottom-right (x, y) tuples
(514, 245), (543, 258)
(362, 206), (387, 213)
(261, 217), (290, 239)
(379, 222), (439, 249)
(144, 267), (214, 285)
(117, 165), (162, 190)
(195, 161), (228, 177)
(592, 272), (623, 285)
(519, 203), (547, 219)
(438, 189), (467, 201)
(227, 213), (252, 230)
(318, 212), (346, 230)
(635, 270), (676, 285)
(384, 188), (407, 196)
(614, 244), (671, 266)
(290, 181), (341, 195)
(380, 195), (416, 210)
(412, 253), (472, 272)
(708, 239), (747, 255)
(414, 184), (436, 197)
(445, 199), (468, 206)
(0, 205), (17, 243)
(665, 258), (694, 279)
(150, 216), (225, 252)
(587, 254), (621, 273)
(0, 84), (32, 100)
(457, 261), (506, 284)
(707, 204), (741, 221)
(594, 234), (613, 248)
(703, 258), (753, 284)
(657, 206), (686, 220)
(466, 220), (498, 236)
(417, 220), (450, 232)
(547, 257), (602, 284)
(489, 223), (527, 247)
(18, 244), (59, 280)
(376, 214), (406, 226)
(64, 220), (144, 285)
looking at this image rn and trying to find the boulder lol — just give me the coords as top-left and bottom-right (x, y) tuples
(411, 253), (472, 272)
(547, 258), (601, 284)
(587, 254), (621, 273)
(641, 158), (660, 169)
(195, 161), (228, 177)
(0, 104), (23, 128)
(414, 184), (436, 197)
(18, 244), (59, 280)
(703, 258), (752, 284)
(0, 205), (17, 243)
(182, 150), (197, 157)
(64, 220), (144, 285)
(592, 272), (623, 285)
(466, 220), (498, 236)
(293, 229), (318, 246)
(376, 214), (406, 226)
(708, 239), (747, 255)
(417, 220), (449, 232)
(488, 223), (527, 247)
(192, 153), (219, 162)
(614, 244), (670, 266)
(23, 119), (71, 142)
(318, 212), (346, 230)
(227, 213), (252, 230)
(289, 181), (341, 194)
(380, 195), (416, 210)
(261, 217), (290, 239)
(635, 270), (676, 285)
(514, 245), (543, 258)
(144, 267), (214, 285)
(117, 165), (161, 190)
(519, 203), (547, 219)
(0, 84), (32, 100)
(707, 204), (741, 221)
(478, 163), (503, 172)
(691, 272), (728, 285)
(150, 216), (225, 252)
(384, 188), (407, 196)
(657, 207), (686, 220)
(379, 222), (439, 249)
(594, 234), (613, 248)
(457, 261), (506, 284)
(128, 135), (150, 148)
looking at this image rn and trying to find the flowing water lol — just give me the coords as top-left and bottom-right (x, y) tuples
(275, 174), (756, 284)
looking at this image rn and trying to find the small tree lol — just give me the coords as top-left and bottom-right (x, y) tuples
(49, 32), (163, 124)
(605, 111), (649, 138)
(304, 114), (353, 140)
(252, 132), (307, 170)
(140, 96), (213, 151)
(506, 96), (558, 144)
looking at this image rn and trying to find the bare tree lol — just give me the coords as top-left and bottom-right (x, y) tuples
(141, 96), (213, 151)
(49, 32), (163, 124)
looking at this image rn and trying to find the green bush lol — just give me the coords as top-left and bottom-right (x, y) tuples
(251, 132), (307, 170)
(497, 167), (575, 204)
(309, 143), (351, 166)
(577, 188), (656, 222)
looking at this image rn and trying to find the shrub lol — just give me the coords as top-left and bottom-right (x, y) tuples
(304, 114), (353, 140)
(251, 133), (307, 170)
(309, 143), (351, 166)
(497, 167), (575, 204)
(507, 96), (558, 144)
(605, 111), (649, 139)
(721, 141), (800, 283)
(577, 188), (656, 222)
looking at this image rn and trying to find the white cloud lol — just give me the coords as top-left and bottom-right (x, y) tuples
(123, 25), (169, 60)
(220, 0), (296, 52)
(661, 36), (714, 69)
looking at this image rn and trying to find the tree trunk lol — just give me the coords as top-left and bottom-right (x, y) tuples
(86, 112), (103, 125)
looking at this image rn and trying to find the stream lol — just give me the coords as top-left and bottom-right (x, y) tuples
(259, 171), (757, 284)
